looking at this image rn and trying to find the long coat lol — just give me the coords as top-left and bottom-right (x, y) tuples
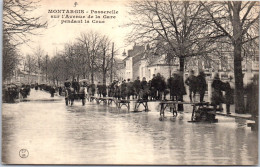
(211, 79), (224, 105)
(196, 74), (207, 94)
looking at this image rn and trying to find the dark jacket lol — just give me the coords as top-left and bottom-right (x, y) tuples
(211, 79), (224, 105)
(133, 79), (141, 93)
(185, 75), (198, 92)
(64, 81), (71, 88)
(196, 74), (207, 93)
(223, 82), (233, 104)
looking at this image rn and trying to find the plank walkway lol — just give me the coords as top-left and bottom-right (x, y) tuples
(88, 96), (255, 121)
(215, 112), (253, 120)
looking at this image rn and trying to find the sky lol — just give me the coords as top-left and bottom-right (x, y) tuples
(18, 0), (133, 58)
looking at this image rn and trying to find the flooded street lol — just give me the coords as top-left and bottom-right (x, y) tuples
(2, 90), (258, 165)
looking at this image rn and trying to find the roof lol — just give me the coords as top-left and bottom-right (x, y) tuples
(147, 64), (179, 68)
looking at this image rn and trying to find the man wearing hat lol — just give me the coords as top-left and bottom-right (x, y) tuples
(197, 70), (207, 102)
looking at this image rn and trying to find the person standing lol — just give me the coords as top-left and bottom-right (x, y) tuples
(58, 86), (62, 96)
(140, 77), (149, 100)
(64, 78), (71, 93)
(211, 73), (224, 112)
(72, 79), (79, 93)
(126, 79), (134, 100)
(196, 71), (207, 102)
(120, 80), (127, 99)
(185, 70), (198, 102)
(154, 73), (166, 100)
(167, 73), (178, 101)
(150, 74), (157, 100)
(245, 75), (259, 118)
(90, 83), (96, 96)
(97, 82), (102, 97)
(102, 84), (107, 97)
(133, 77), (141, 99)
(223, 81), (232, 115)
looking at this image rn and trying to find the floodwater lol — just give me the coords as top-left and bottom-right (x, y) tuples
(2, 90), (258, 165)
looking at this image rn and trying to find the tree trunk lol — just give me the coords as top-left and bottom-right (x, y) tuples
(102, 50), (106, 85)
(233, 42), (245, 114)
(233, 3), (245, 114)
(178, 56), (185, 111)
(179, 57), (185, 72)
(103, 72), (106, 85)
(110, 42), (114, 83)
(91, 69), (94, 84)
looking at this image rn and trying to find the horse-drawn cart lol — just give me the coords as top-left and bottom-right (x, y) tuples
(65, 87), (86, 106)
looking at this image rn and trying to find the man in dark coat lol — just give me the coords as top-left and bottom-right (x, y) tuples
(140, 77), (150, 100)
(167, 73), (179, 101)
(245, 75), (259, 118)
(133, 77), (141, 99)
(211, 73), (224, 111)
(152, 73), (166, 100)
(126, 79), (134, 100)
(64, 79), (71, 88)
(58, 86), (63, 96)
(90, 83), (96, 96)
(150, 74), (157, 100)
(223, 81), (232, 114)
(196, 71), (207, 102)
(185, 70), (198, 102)
(72, 79), (80, 93)
(120, 80), (127, 99)
(97, 82), (102, 97)
(108, 80), (116, 97)
(100, 84), (107, 97)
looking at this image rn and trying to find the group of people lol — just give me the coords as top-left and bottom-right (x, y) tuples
(211, 73), (233, 114)
(58, 70), (260, 116)
(107, 73), (184, 101)
(3, 84), (31, 103)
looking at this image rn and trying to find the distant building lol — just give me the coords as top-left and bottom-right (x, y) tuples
(121, 42), (259, 84)
(114, 57), (125, 81)
(122, 44), (179, 81)
(5, 69), (44, 85)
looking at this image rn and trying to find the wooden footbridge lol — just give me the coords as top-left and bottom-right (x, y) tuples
(86, 95), (257, 130)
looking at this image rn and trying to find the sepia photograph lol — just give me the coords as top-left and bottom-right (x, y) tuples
(2, 0), (259, 165)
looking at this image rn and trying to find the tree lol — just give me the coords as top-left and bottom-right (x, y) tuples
(128, 1), (218, 72)
(33, 45), (45, 74)
(3, 0), (47, 44)
(202, 1), (259, 113)
(77, 31), (103, 84)
(97, 36), (115, 85)
(3, 0), (47, 82)
(24, 54), (37, 83)
(3, 35), (21, 81)
(47, 54), (66, 86)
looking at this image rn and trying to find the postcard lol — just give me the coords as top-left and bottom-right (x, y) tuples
(2, 0), (259, 165)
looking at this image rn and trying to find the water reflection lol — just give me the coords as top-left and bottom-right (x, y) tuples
(2, 91), (258, 165)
